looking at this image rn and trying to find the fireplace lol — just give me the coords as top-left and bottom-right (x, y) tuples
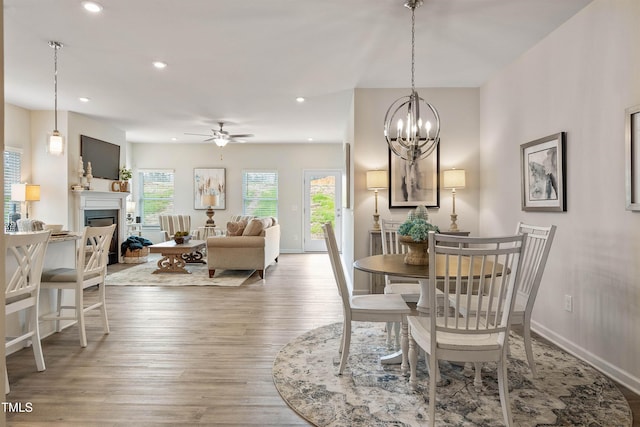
(84, 209), (119, 265)
(72, 190), (129, 265)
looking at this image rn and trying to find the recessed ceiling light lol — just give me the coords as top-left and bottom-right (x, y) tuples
(82, 1), (103, 13)
(307, 138), (313, 142)
(171, 137), (177, 141)
(152, 61), (167, 69)
(296, 97), (305, 103)
(79, 97), (90, 103)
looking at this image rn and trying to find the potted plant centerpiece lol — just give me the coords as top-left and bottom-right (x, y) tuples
(397, 205), (440, 265)
(119, 167), (132, 192)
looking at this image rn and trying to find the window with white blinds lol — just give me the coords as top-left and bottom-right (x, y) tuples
(139, 169), (175, 226)
(242, 170), (278, 217)
(4, 149), (22, 229)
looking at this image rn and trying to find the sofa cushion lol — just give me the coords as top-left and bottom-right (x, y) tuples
(227, 220), (247, 236)
(242, 218), (265, 236)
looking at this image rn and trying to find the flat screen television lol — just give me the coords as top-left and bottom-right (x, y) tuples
(80, 135), (121, 180)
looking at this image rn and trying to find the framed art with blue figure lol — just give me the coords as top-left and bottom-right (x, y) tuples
(388, 146), (440, 208)
(520, 132), (566, 212)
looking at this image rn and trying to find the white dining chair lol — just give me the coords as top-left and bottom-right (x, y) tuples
(322, 222), (411, 375)
(407, 231), (527, 427)
(380, 218), (420, 348)
(448, 222), (556, 376)
(4, 230), (51, 394)
(40, 224), (116, 348)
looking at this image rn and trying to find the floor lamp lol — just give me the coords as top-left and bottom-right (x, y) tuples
(443, 169), (465, 232)
(366, 170), (388, 231)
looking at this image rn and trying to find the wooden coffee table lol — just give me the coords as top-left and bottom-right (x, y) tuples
(148, 239), (206, 274)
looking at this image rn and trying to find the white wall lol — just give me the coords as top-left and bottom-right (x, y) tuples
(480, 0), (640, 393)
(131, 142), (343, 251)
(351, 87), (480, 294)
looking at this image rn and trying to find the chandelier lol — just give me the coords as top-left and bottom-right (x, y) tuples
(48, 41), (64, 156)
(384, 0), (440, 165)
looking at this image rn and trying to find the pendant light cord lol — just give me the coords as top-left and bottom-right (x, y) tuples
(49, 41), (63, 132)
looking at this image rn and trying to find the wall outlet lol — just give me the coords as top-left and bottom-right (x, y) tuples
(564, 295), (573, 312)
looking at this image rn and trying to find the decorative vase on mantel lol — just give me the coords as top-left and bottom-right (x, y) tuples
(399, 235), (429, 266)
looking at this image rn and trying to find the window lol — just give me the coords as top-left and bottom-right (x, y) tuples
(4, 148), (22, 230)
(139, 169), (174, 226)
(242, 170), (278, 217)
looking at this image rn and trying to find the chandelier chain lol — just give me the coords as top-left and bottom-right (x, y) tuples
(411, 5), (415, 91)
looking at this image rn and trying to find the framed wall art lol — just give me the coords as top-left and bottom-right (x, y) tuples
(520, 132), (566, 212)
(625, 104), (640, 211)
(388, 147), (440, 208)
(194, 168), (226, 210)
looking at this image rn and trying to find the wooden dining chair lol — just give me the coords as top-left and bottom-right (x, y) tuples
(380, 218), (420, 348)
(4, 230), (51, 393)
(322, 222), (411, 375)
(448, 222), (556, 376)
(407, 231), (527, 427)
(40, 224), (116, 348)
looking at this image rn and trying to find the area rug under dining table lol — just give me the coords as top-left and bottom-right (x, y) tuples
(272, 322), (632, 427)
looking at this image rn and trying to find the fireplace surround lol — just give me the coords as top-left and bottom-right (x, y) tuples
(72, 190), (129, 264)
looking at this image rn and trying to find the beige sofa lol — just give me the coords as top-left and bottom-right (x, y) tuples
(207, 216), (280, 279)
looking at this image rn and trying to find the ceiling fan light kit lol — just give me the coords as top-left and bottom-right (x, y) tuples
(384, 0), (440, 165)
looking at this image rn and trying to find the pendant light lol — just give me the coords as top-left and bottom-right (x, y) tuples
(384, 0), (440, 165)
(48, 41), (64, 156)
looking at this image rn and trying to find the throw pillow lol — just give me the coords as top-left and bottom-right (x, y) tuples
(227, 220), (247, 236)
(242, 218), (265, 236)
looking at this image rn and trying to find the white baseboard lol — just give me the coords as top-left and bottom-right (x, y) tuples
(532, 320), (640, 395)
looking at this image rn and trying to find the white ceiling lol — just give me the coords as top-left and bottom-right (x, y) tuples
(4, 0), (592, 144)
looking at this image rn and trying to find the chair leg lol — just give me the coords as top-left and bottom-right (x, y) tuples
(400, 318), (408, 376)
(428, 352), (437, 427)
(30, 306), (45, 372)
(99, 282), (110, 335)
(55, 289), (63, 333)
(523, 319), (536, 377)
(76, 287), (87, 348)
(386, 321), (393, 349)
(497, 356), (514, 426)
(473, 362), (482, 388)
(338, 321), (351, 375)
(408, 335), (418, 389)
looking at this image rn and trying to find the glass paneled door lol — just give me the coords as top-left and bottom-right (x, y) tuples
(304, 170), (342, 252)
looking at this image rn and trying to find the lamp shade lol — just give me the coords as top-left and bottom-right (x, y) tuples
(11, 183), (41, 202)
(366, 170), (388, 190)
(126, 200), (136, 214)
(443, 169), (466, 189)
(202, 194), (218, 207)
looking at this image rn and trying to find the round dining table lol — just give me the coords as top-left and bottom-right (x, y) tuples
(354, 253), (495, 314)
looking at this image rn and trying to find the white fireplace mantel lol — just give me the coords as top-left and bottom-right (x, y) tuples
(72, 190), (129, 261)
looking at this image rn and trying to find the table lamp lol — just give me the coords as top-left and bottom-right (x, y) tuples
(11, 183), (40, 219)
(443, 169), (466, 231)
(366, 170), (388, 230)
(126, 200), (136, 223)
(202, 194), (218, 227)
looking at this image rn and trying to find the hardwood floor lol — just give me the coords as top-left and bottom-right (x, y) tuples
(4, 254), (639, 426)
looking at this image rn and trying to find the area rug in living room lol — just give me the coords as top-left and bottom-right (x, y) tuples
(272, 322), (632, 427)
(106, 258), (259, 287)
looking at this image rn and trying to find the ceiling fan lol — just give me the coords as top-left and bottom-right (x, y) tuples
(185, 122), (254, 147)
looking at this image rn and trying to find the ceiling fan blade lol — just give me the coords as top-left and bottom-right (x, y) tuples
(230, 134), (254, 138)
(203, 137), (216, 142)
(185, 132), (213, 137)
